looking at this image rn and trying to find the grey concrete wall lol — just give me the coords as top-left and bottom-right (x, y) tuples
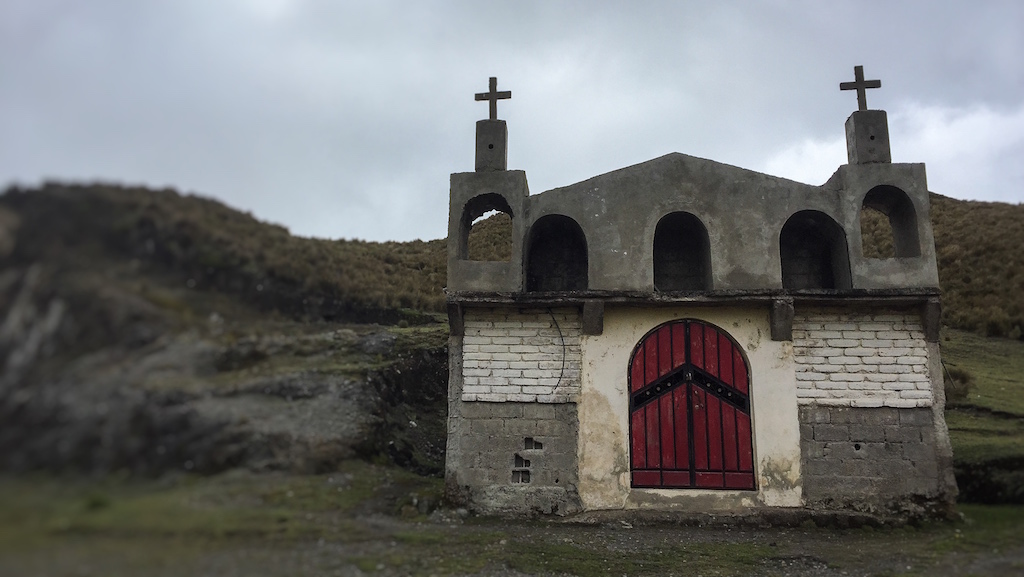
(926, 340), (960, 503)
(799, 406), (956, 513)
(445, 400), (581, 515)
(446, 333), (581, 515)
(447, 153), (939, 294)
(447, 171), (529, 293)
(830, 163), (939, 289)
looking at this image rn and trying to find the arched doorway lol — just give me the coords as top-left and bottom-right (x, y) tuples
(860, 185), (921, 258)
(780, 210), (852, 290)
(628, 319), (755, 490)
(525, 214), (588, 292)
(653, 212), (712, 291)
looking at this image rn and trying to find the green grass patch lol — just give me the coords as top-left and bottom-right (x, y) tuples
(351, 550), (496, 576)
(930, 504), (1024, 554)
(356, 528), (511, 575)
(206, 352), (384, 388)
(392, 528), (503, 547)
(390, 322), (449, 350)
(946, 410), (1024, 465)
(0, 475), (321, 547)
(941, 329), (1024, 416)
(941, 329), (1024, 503)
(4, 469), (1024, 576)
(0, 461), (440, 553)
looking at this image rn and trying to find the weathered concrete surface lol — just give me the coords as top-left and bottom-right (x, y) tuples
(846, 110), (891, 164)
(577, 305), (803, 511)
(446, 171), (528, 292)
(828, 162), (939, 290)
(448, 152), (939, 294)
(799, 405), (956, 515)
(475, 119), (508, 172)
(927, 340), (959, 502)
(444, 390), (582, 515)
(444, 94), (953, 519)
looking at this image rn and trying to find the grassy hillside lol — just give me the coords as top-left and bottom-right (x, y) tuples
(940, 328), (1024, 503)
(930, 194), (1024, 339)
(0, 183), (446, 327)
(3, 184), (1021, 340)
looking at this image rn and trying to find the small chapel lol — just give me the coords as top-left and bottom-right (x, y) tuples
(443, 69), (957, 516)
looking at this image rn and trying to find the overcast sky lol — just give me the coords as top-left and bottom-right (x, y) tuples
(2, 1), (1022, 242)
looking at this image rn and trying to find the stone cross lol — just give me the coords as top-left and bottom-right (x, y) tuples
(840, 65), (881, 111)
(475, 77), (512, 120)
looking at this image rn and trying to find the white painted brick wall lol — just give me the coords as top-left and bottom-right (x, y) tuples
(461, 308), (581, 403)
(793, 311), (933, 408)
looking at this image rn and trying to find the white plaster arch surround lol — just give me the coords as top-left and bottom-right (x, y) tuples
(577, 305), (803, 511)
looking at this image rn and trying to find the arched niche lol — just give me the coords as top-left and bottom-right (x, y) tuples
(458, 193), (514, 260)
(654, 212), (712, 291)
(860, 186), (921, 258)
(780, 210), (852, 290)
(525, 214), (588, 292)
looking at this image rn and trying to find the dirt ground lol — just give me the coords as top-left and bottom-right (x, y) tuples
(1, 467), (1024, 577)
(3, 512), (1024, 577)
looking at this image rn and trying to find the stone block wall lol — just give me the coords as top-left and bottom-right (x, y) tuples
(447, 401), (580, 515)
(793, 311), (932, 408)
(461, 308), (581, 403)
(800, 405), (945, 510)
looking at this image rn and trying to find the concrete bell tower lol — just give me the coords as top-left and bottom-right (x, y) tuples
(841, 65), (891, 164)
(474, 77), (511, 171)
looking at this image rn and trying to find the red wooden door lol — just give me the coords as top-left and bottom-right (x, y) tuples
(629, 320), (755, 490)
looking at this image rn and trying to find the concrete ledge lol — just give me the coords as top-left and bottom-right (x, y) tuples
(447, 288), (941, 308)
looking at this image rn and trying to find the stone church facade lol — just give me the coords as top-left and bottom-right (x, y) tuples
(444, 71), (957, 517)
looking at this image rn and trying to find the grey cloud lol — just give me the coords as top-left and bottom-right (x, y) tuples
(2, 1), (1021, 242)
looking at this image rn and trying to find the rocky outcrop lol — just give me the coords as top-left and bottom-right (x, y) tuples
(0, 264), (448, 476)
(0, 184), (453, 478)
